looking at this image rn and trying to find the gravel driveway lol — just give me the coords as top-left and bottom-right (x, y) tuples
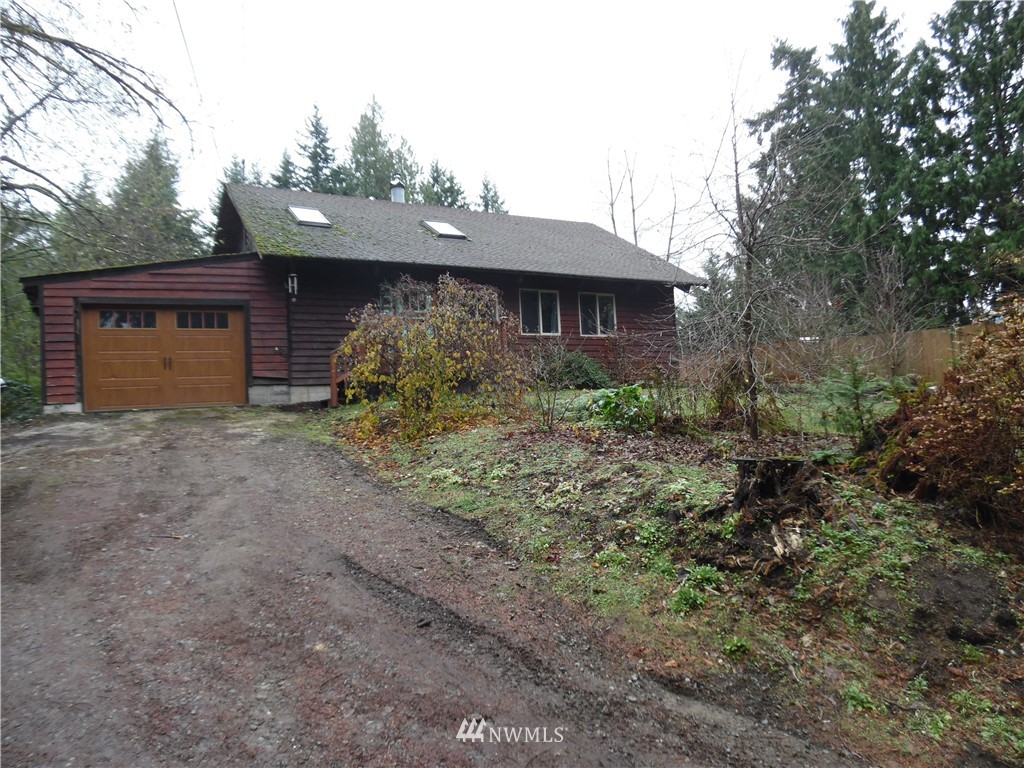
(1, 408), (859, 767)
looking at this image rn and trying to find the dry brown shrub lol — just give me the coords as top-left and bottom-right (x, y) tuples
(880, 297), (1024, 525)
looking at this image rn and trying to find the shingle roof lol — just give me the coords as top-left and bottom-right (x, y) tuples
(219, 184), (702, 286)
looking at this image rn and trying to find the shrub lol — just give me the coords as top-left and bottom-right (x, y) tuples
(722, 636), (751, 659)
(0, 378), (41, 421)
(590, 385), (655, 433)
(343, 275), (529, 439)
(707, 357), (786, 435)
(821, 359), (890, 450)
(550, 350), (613, 390)
(530, 344), (612, 429)
(880, 297), (1024, 525)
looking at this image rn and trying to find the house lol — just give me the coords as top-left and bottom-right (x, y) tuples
(22, 184), (702, 413)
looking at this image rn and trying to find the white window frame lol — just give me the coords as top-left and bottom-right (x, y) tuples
(519, 289), (561, 336)
(578, 292), (616, 336)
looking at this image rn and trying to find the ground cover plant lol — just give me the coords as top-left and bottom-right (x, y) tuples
(324, 386), (1023, 767)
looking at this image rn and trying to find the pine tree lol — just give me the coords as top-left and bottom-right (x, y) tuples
(827, 1), (912, 263)
(347, 99), (421, 201)
(479, 176), (507, 213)
(421, 161), (468, 208)
(47, 177), (115, 270)
(270, 151), (300, 190)
(103, 134), (204, 264)
(222, 155), (264, 186)
(750, 2), (924, 325)
(297, 106), (348, 194)
(909, 1), (1024, 317)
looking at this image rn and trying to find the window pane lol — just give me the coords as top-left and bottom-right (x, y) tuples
(143, 311), (156, 328)
(100, 310), (118, 328)
(191, 312), (202, 328)
(216, 312), (228, 329)
(540, 292), (559, 334)
(177, 311), (189, 329)
(598, 295), (615, 334)
(580, 294), (598, 335)
(520, 291), (539, 334)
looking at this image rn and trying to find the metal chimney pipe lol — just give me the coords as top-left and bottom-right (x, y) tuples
(390, 179), (406, 204)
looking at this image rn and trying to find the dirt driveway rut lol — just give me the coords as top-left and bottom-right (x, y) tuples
(2, 409), (860, 767)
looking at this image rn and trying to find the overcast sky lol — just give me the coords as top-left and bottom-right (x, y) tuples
(68, 0), (944, 274)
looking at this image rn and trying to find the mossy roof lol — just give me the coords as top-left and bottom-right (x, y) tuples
(215, 184), (702, 287)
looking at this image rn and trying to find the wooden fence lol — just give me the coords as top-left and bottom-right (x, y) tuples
(767, 323), (996, 384)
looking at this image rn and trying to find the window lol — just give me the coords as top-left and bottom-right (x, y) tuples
(422, 220), (468, 239)
(99, 310), (156, 329)
(579, 293), (616, 336)
(176, 311), (229, 329)
(287, 205), (331, 227)
(519, 289), (560, 335)
(380, 283), (432, 316)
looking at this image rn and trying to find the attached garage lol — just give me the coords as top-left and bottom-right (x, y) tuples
(22, 254), (292, 414)
(81, 306), (247, 411)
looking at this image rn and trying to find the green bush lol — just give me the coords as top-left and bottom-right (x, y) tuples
(542, 350), (613, 390)
(590, 385), (655, 432)
(0, 379), (41, 421)
(821, 359), (906, 450)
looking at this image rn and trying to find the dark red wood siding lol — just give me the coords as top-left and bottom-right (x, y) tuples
(280, 260), (677, 387)
(35, 253), (679, 406)
(37, 256), (288, 406)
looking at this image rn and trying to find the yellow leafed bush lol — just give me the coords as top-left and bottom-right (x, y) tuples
(343, 275), (529, 439)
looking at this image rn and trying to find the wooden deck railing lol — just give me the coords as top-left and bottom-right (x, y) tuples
(329, 344), (351, 407)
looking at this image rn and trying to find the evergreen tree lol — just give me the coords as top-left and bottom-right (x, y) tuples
(750, 0), (1024, 323)
(907, 0), (1024, 317)
(750, 2), (931, 324)
(47, 177), (115, 270)
(421, 160), (468, 208)
(101, 134), (204, 264)
(222, 155), (263, 185)
(347, 98), (421, 201)
(826, 1), (913, 275)
(297, 106), (348, 194)
(748, 42), (851, 283)
(479, 175), (507, 213)
(270, 151), (300, 190)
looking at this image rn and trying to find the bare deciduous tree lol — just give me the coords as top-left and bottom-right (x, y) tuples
(684, 96), (855, 439)
(1, 0), (186, 211)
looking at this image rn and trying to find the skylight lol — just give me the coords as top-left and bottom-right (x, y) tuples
(288, 205), (331, 227)
(422, 220), (467, 239)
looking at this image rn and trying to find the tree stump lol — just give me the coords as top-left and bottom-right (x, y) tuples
(732, 457), (820, 513)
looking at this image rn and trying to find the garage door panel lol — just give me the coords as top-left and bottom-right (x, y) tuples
(93, 333), (162, 353)
(96, 358), (164, 381)
(91, 382), (164, 409)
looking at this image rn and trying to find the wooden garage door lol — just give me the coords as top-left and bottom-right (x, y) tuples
(82, 307), (246, 411)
